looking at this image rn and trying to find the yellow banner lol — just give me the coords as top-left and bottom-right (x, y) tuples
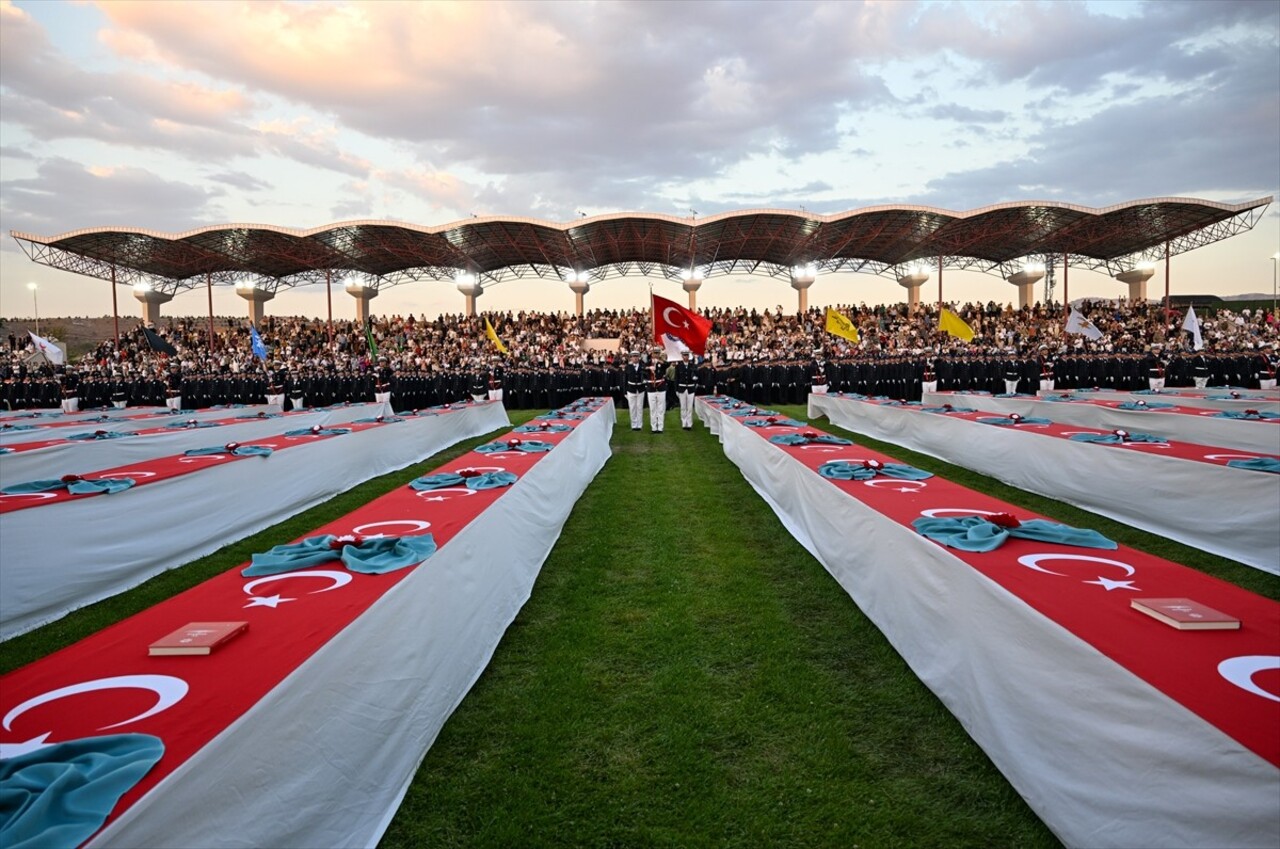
(938, 308), (975, 342)
(484, 315), (509, 355)
(824, 307), (860, 344)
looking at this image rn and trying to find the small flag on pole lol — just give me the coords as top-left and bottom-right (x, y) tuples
(1065, 308), (1104, 341)
(27, 330), (65, 365)
(938, 308), (975, 342)
(824, 307), (860, 344)
(660, 332), (690, 362)
(141, 326), (178, 356)
(250, 326), (268, 361)
(1182, 305), (1204, 351)
(484, 315), (509, 355)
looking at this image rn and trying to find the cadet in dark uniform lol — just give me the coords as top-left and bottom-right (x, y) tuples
(673, 349), (697, 430)
(645, 349), (666, 433)
(623, 350), (645, 430)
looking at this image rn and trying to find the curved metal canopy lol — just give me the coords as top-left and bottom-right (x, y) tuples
(11, 197), (1271, 297)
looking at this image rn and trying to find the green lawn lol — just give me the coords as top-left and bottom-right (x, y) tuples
(4, 401), (1274, 847)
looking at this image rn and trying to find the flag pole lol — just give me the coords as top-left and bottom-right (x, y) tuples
(206, 272), (215, 352)
(110, 263), (120, 349)
(649, 281), (656, 350)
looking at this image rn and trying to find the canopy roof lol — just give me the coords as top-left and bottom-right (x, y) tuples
(11, 197), (1270, 296)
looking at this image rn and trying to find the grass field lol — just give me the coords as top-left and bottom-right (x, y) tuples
(3, 400), (1275, 848)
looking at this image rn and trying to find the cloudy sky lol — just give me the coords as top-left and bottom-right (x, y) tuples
(1, 0), (1277, 322)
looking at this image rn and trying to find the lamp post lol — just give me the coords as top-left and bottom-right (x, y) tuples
(26, 283), (38, 336)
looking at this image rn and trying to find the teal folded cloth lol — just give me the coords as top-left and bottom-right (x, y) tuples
(1212, 410), (1280, 420)
(283, 427), (351, 436)
(153, 409), (196, 415)
(235, 412), (281, 419)
(744, 418), (807, 428)
(410, 472), (466, 489)
(463, 470), (518, 490)
(67, 477), (135, 494)
(65, 430), (134, 441)
(995, 393), (1033, 398)
(512, 439), (555, 452)
(164, 420), (222, 429)
(954, 390), (991, 395)
(0, 733), (165, 849)
(242, 533), (437, 576)
(413, 410), (439, 417)
(354, 416), (405, 423)
(912, 515), (1117, 552)
(1226, 458), (1280, 473)
(730, 409), (778, 417)
(977, 416), (1052, 426)
(0, 447), (11, 454)
(922, 406), (977, 413)
(767, 433), (851, 446)
(515, 423), (572, 433)
(2, 424), (41, 431)
(1, 476), (135, 495)
(476, 439), (555, 453)
(1130, 389), (1167, 395)
(1207, 394), (1256, 400)
(184, 445), (274, 457)
(1067, 432), (1167, 444)
(817, 460), (933, 481)
(834, 392), (867, 399)
(1041, 395), (1080, 402)
(1116, 401), (1174, 410)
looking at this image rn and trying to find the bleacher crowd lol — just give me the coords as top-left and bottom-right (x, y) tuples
(3, 299), (1277, 410)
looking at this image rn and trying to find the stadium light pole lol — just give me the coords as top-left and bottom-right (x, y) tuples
(26, 282), (38, 336)
(1272, 252), (1278, 319)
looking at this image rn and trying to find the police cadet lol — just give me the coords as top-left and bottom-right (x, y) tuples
(165, 363), (184, 411)
(808, 349), (829, 396)
(645, 349), (667, 433)
(59, 366), (81, 414)
(623, 350), (646, 431)
(486, 356), (505, 402)
(468, 358), (488, 402)
(673, 348), (697, 430)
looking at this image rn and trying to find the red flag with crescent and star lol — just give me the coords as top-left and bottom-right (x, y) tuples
(652, 293), (712, 355)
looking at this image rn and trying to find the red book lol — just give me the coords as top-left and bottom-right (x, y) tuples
(1131, 598), (1240, 631)
(149, 621), (249, 656)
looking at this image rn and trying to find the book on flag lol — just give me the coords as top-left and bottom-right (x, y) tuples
(1130, 598), (1240, 631)
(149, 621), (249, 655)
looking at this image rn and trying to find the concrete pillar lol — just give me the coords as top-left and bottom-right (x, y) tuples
(456, 277), (482, 317)
(235, 284), (275, 326)
(790, 267), (816, 313)
(568, 280), (590, 316)
(682, 276), (703, 310)
(1006, 268), (1045, 309)
(898, 271), (929, 313)
(132, 286), (174, 325)
(1116, 267), (1154, 302)
(344, 281), (378, 324)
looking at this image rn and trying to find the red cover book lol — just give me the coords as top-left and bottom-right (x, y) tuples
(1131, 598), (1240, 631)
(149, 621), (249, 655)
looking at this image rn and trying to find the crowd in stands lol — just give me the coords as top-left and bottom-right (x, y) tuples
(3, 299), (1277, 411)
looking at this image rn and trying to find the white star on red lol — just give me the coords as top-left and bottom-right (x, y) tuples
(1084, 576), (1139, 592)
(244, 594), (294, 608)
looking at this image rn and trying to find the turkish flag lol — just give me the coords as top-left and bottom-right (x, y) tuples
(652, 293), (712, 355)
